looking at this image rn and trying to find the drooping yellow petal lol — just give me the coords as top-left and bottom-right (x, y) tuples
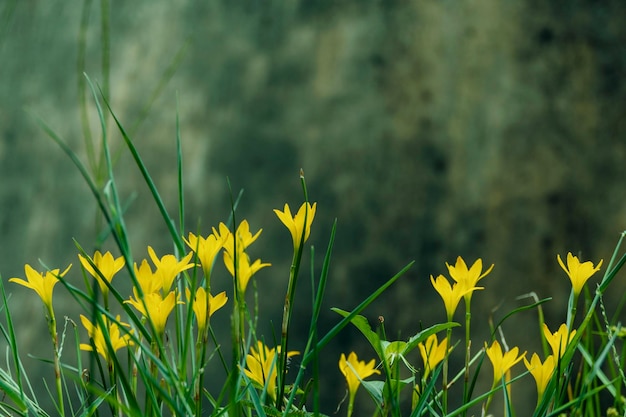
(524, 353), (555, 399)
(557, 252), (603, 297)
(274, 202), (317, 250)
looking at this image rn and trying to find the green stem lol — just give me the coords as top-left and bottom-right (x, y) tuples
(442, 324), (452, 415)
(277, 176), (309, 408)
(462, 298), (471, 416)
(277, 252), (298, 408)
(47, 309), (65, 416)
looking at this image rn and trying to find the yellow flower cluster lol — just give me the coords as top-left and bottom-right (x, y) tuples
(9, 202), (315, 388)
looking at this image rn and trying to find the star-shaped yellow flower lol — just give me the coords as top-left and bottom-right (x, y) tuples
(133, 259), (162, 295)
(430, 274), (481, 321)
(10, 264), (72, 313)
(418, 333), (450, 380)
(557, 252), (603, 297)
(78, 251), (125, 296)
(223, 249), (271, 294)
(274, 202), (317, 250)
(185, 287), (228, 332)
(80, 314), (133, 362)
(485, 340), (526, 384)
(543, 323), (576, 358)
(243, 341), (299, 401)
(524, 353), (555, 400)
(446, 256), (493, 302)
(125, 290), (182, 336)
(339, 352), (380, 417)
(223, 220), (262, 255)
(184, 225), (229, 277)
(147, 246), (195, 292)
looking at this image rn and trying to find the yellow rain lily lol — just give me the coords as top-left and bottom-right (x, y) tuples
(243, 341), (299, 401)
(418, 333), (450, 380)
(78, 251), (125, 297)
(543, 323), (576, 358)
(485, 340), (526, 384)
(147, 246), (195, 292)
(184, 225), (229, 276)
(223, 249), (271, 294)
(557, 252), (603, 297)
(430, 274), (481, 321)
(133, 259), (162, 296)
(524, 353), (555, 400)
(446, 256), (493, 302)
(274, 202), (317, 250)
(223, 220), (262, 255)
(185, 287), (228, 332)
(339, 352), (381, 417)
(125, 290), (182, 336)
(10, 263), (72, 313)
(80, 314), (133, 363)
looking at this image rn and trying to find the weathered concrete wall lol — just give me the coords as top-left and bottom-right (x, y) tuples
(1, 1), (625, 413)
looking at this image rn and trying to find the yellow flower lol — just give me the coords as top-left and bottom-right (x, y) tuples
(418, 333), (450, 379)
(446, 256), (493, 302)
(147, 246), (195, 292)
(543, 323), (576, 358)
(557, 252), (603, 297)
(125, 290), (182, 336)
(10, 264), (72, 312)
(184, 225), (229, 276)
(78, 251), (125, 296)
(243, 341), (299, 401)
(524, 353), (555, 399)
(133, 259), (162, 295)
(223, 220), (262, 255)
(339, 352), (380, 417)
(79, 314), (133, 362)
(430, 274), (481, 321)
(223, 249), (271, 294)
(185, 287), (228, 331)
(274, 202), (317, 250)
(485, 340), (526, 384)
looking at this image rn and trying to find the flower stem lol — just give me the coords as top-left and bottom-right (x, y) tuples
(47, 309), (65, 416)
(442, 324), (453, 415)
(462, 299), (472, 415)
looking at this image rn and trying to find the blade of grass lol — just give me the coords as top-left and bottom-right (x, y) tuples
(97, 82), (185, 255)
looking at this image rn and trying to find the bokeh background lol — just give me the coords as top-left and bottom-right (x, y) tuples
(1, 1), (625, 414)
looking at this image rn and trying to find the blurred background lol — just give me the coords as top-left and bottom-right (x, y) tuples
(1, 1), (625, 414)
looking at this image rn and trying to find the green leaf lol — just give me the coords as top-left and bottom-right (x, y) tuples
(361, 380), (385, 409)
(331, 308), (382, 357)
